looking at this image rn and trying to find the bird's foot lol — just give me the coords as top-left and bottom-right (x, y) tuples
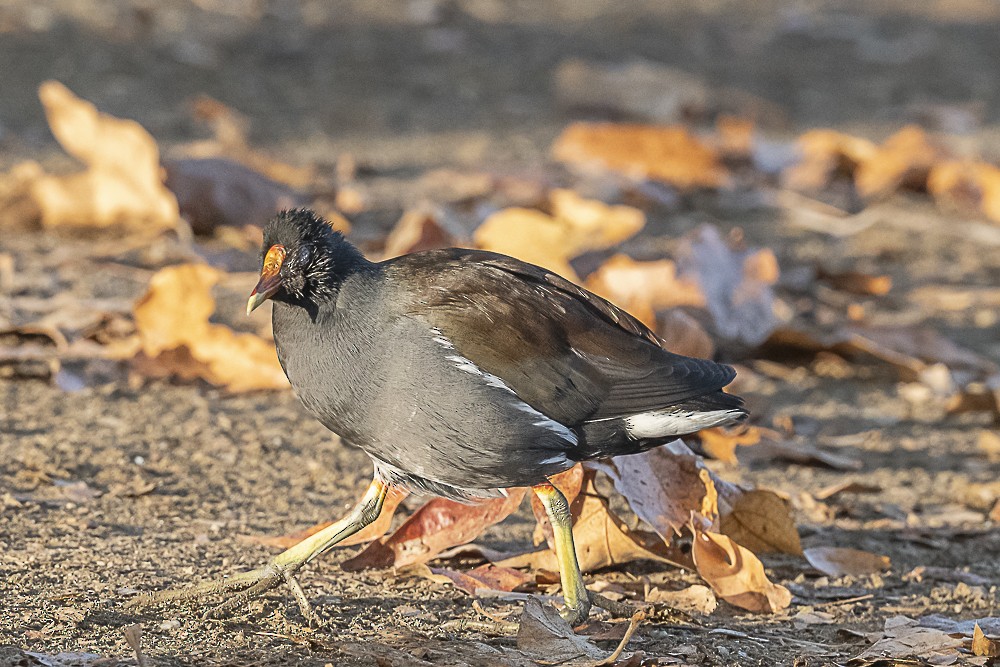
(588, 591), (637, 619)
(125, 559), (317, 625)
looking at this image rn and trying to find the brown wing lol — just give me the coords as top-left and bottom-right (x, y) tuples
(386, 249), (736, 426)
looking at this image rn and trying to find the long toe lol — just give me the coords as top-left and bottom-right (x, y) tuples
(125, 560), (305, 619)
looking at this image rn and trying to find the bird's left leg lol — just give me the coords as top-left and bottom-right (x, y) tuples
(532, 480), (592, 625)
(126, 478), (391, 623)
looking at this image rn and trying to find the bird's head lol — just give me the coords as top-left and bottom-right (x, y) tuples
(247, 208), (366, 315)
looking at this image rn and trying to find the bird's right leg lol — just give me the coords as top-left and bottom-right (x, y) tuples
(126, 478), (391, 624)
(532, 480), (592, 625)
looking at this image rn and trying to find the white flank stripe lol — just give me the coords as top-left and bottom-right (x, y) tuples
(625, 409), (743, 439)
(431, 329), (577, 447)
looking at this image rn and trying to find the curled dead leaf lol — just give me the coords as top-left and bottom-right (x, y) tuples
(817, 268), (892, 296)
(133, 264), (288, 391)
(691, 528), (791, 613)
(804, 546), (890, 577)
(163, 158), (306, 235)
(552, 122), (728, 189)
(342, 490), (526, 571)
(601, 442), (718, 542)
(696, 425), (762, 464)
(717, 488), (803, 556)
(31, 81), (179, 232)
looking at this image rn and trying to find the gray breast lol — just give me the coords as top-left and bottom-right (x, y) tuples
(273, 299), (578, 499)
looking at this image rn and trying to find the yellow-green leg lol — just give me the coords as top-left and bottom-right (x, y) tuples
(127, 479), (391, 624)
(532, 481), (591, 625)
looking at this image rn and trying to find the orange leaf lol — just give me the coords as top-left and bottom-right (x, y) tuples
(696, 425), (762, 464)
(30, 81), (179, 231)
(473, 190), (644, 281)
(133, 264), (288, 391)
(929, 159), (1000, 224)
(552, 123), (728, 189)
(854, 125), (942, 199)
(382, 208), (454, 258)
(691, 529), (791, 613)
(782, 129), (876, 192)
(585, 254), (704, 328)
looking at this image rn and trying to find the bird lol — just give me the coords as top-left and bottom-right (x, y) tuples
(130, 207), (747, 626)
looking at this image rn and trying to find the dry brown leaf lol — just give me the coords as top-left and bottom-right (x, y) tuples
(817, 268), (893, 296)
(552, 122), (728, 189)
(242, 486), (408, 549)
(601, 442), (717, 542)
(342, 490), (526, 571)
(928, 159), (1000, 224)
(517, 596), (607, 662)
(133, 264), (288, 391)
(973, 623), (1000, 658)
(502, 474), (683, 573)
(855, 126), (943, 199)
(854, 616), (963, 663)
(30, 81), (179, 232)
(530, 464), (586, 549)
(382, 208), (454, 258)
(677, 225), (781, 346)
(804, 546), (890, 577)
(474, 190), (644, 281)
(696, 425), (762, 464)
(584, 254), (704, 328)
(691, 528), (791, 613)
(548, 189), (646, 250)
(163, 158), (306, 235)
(645, 584), (717, 615)
(782, 129), (877, 192)
(717, 488), (802, 556)
(656, 310), (715, 359)
(429, 564), (533, 596)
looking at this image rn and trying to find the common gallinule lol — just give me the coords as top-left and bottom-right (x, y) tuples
(131, 208), (747, 625)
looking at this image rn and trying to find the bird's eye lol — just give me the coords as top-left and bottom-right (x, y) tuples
(297, 245), (313, 266)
